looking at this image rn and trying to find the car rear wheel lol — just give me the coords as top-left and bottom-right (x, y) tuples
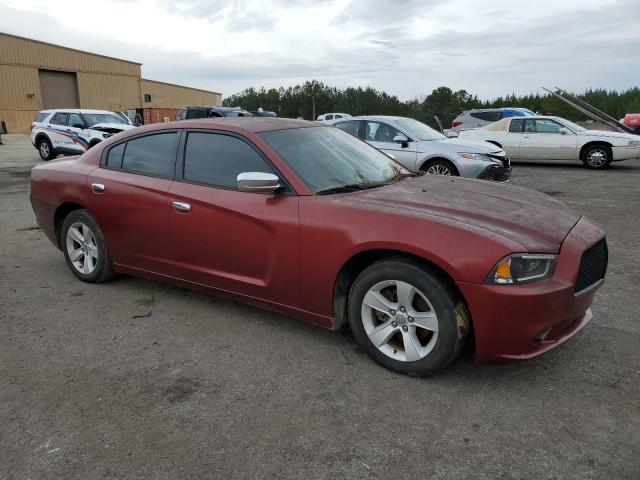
(422, 159), (458, 176)
(581, 144), (612, 169)
(37, 138), (54, 161)
(348, 258), (468, 375)
(62, 209), (114, 283)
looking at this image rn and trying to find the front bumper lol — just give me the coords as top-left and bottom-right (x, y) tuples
(457, 217), (605, 364)
(612, 144), (640, 161)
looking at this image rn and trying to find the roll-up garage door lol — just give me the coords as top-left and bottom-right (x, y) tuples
(39, 70), (79, 109)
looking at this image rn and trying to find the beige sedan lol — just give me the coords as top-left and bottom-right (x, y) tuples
(459, 115), (640, 169)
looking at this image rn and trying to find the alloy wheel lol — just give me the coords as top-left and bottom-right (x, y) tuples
(66, 222), (98, 275)
(586, 148), (608, 167)
(426, 164), (451, 175)
(40, 142), (50, 158)
(360, 280), (439, 362)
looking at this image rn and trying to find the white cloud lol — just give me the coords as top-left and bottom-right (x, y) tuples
(0, 0), (637, 100)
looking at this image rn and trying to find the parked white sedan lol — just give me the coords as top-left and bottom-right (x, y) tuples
(458, 115), (640, 169)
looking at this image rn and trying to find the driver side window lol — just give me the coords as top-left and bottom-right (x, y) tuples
(364, 121), (403, 143)
(69, 113), (83, 129)
(534, 119), (564, 134)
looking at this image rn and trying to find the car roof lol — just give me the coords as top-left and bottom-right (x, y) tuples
(466, 107), (532, 113)
(39, 109), (116, 114)
(342, 115), (407, 122)
(140, 117), (319, 134)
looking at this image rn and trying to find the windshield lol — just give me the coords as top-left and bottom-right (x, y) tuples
(82, 113), (129, 127)
(556, 118), (587, 132)
(393, 118), (445, 141)
(259, 126), (410, 194)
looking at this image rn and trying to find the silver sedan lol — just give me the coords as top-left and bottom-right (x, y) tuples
(333, 115), (511, 182)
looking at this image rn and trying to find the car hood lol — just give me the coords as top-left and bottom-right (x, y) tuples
(577, 129), (637, 140)
(335, 176), (580, 252)
(426, 137), (502, 153)
(91, 123), (135, 132)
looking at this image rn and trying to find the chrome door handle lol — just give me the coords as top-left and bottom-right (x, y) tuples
(172, 201), (191, 212)
(91, 183), (105, 192)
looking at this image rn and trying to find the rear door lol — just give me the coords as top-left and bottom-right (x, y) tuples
(47, 112), (84, 154)
(86, 131), (179, 273)
(519, 119), (577, 160)
(363, 120), (418, 169)
(167, 130), (300, 305)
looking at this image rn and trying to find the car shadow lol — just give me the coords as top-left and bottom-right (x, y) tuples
(513, 161), (640, 171)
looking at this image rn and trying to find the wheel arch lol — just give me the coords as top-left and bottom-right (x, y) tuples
(418, 156), (460, 175)
(34, 132), (52, 146)
(332, 248), (469, 331)
(486, 140), (502, 149)
(579, 141), (612, 160)
(54, 202), (86, 249)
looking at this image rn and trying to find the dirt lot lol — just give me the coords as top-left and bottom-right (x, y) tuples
(1, 134), (638, 479)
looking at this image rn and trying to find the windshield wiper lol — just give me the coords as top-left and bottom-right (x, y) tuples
(315, 182), (386, 196)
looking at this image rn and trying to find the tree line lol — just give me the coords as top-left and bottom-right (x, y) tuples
(223, 80), (640, 128)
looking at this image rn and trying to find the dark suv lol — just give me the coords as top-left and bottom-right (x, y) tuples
(176, 106), (253, 121)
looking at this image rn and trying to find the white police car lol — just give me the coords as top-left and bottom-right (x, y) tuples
(31, 109), (135, 161)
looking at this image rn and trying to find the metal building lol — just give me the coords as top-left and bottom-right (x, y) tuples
(0, 33), (222, 133)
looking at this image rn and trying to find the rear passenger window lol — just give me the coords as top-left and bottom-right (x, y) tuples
(471, 111), (501, 122)
(183, 132), (274, 189)
(121, 133), (177, 177)
(106, 143), (125, 168)
(51, 113), (69, 126)
(186, 109), (207, 119)
(509, 119), (524, 132)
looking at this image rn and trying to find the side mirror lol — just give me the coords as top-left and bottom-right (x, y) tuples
(446, 131), (459, 138)
(393, 134), (409, 143)
(237, 172), (281, 193)
(558, 127), (569, 135)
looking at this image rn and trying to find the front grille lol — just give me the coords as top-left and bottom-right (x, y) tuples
(478, 164), (512, 182)
(574, 238), (608, 295)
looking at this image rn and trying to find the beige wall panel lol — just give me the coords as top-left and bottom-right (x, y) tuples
(141, 79), (221, 109)
(0, 33), (140, 77)
(77, 73), (141, 111)
(0, 110), (38, 134)
(0, 65), (42, 110)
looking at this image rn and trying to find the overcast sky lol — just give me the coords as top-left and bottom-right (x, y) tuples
(1, 0), (638, 100)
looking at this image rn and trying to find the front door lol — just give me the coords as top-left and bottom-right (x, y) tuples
(168, 131), (300, 305)
(364, 120), (418, 170)
(519, 119), (577, 160)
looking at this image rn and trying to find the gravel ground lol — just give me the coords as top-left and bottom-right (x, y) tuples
(1, 134), (638, 479)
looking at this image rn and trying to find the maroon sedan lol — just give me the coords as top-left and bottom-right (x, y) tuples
(30, 118), (607, 375)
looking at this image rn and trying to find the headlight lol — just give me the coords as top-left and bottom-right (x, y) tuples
(458, 152), (482, 159)
(627, 140), (640, 147)
(487, 254), (558, 284)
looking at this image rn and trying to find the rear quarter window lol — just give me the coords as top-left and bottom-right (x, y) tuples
(35, 112), (49, 123)
(509, 119), (524, 132)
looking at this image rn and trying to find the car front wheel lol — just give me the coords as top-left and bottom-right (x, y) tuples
(348, 258), (468, 375)
(422, 159), (458, 176)
(581, 144), (612, 169)
(61, 209), (114, 283)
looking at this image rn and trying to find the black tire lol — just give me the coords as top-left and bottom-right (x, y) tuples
(421, 158), (459, 176)
(61, 209), (114, 283)
(581, 144), (612, 169)
(348, 258), (469, 375)
(37, 137), (54, 161)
